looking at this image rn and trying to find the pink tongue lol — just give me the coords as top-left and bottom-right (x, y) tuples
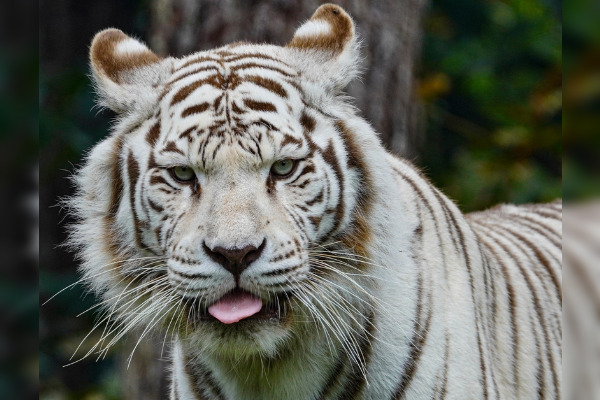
(208, 291), (263, 324)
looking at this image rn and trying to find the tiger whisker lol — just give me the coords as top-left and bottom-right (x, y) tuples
(296, 282), (367, 378)
(126, 289), (182, 368)
(43, 255), (165, 306)
(161, 281), (192, 358)
(308, 260), (388, 308)
(66, 274), (169, 364)
(76, 261), (167, 317)
(309, 249), (392, 272)
(309, 263), (426, 341)
(304, 273), (396, 349)
(309, 252), (388, 274)
(99, 282), (172, 350)
(92, 279), (172, 360)
(289, 275), (364, 369)
(290, 284), (338, 357)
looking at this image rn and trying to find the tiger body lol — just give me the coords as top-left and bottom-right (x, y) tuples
(71, 4), (561, 399)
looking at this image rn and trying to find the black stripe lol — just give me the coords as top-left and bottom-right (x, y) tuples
(483, 223), (559, 398)
(439, 332), (450, 399)
(261, 265), (302, 277)
(231, 62), (294, 77)
(392, 167), (448, 275)
(243, 99), (277, 112)
(335, 310), (376, 400)
(146, 121), (161, 145)
(176, 56), (220, 71)
(394, 167), (488, 397)
(392, 270), (432, 399)
(316, 355), (346, 399)
(245, 75), (288, 98)
(184, 355), (225, 400)
(127, 151), (142, 248)
(435, 194), (489, 399)
(514, 215), (561, 247)
(179, 126), (196, 141)
(102, 136), (126, 266)
(148, 198), (164, 212)
(169, 65), (220, 84)
(490, 227), (552, 398)
(432, 189), (461, 278)
(477, 232), (520, 396)
(320, 140), (345, 239)
(224, 52), (293, 67)
(494, 222), (562, 306)
(182, 103), (210, 117)
(170, 268), (210, 281)
(183, 355), (204, 399)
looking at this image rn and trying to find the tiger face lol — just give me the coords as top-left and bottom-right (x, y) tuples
(144, 53), (351, 354)
(79, 5), (372, 358)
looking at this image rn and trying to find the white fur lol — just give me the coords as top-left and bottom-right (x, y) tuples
(73, 11), (562, 400)
(293, 19), (332, 38)
(115, 38), (150, 56)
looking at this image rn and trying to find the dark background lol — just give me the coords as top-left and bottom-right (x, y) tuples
(38, 0), (572, 398)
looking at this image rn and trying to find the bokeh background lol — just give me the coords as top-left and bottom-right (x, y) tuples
(0, 2), (38, 399)
(37, 0), (576, 398)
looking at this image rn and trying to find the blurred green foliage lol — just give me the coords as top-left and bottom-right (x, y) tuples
(418, 0), (561, 211)
(563, 0), (600, 201)
(0, 3), (39, 398)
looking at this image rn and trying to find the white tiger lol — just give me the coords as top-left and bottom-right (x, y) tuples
(70, 4), (562, 399)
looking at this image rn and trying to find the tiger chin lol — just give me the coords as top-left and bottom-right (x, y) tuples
(70, 4), (562, 400)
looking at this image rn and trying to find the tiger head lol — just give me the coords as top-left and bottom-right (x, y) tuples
(75, 4), (382, 359)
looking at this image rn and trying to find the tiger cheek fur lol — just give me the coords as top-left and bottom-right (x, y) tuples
(71, 4), (562, 400)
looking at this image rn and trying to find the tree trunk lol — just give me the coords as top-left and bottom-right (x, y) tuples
(148, 0), (428, 156)
(123, 1), (428, 398)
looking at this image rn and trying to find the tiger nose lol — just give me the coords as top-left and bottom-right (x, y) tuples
(203, 239), (266, 276)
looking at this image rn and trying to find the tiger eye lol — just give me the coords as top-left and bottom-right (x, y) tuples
(271, 159), (296, 177)
(171, 166), (195, 182)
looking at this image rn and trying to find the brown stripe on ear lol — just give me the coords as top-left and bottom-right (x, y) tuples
(287, 4), (354, 53)
(90, 29), (161, 84)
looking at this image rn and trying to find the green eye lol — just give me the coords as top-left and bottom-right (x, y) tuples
(171, 166), (195, 182)
(271, 159), (296, 177)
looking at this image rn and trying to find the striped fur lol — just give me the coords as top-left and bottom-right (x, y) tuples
(70, 4), (562, 399)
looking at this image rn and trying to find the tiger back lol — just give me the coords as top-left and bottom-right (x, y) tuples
(70, 4), (562, 399)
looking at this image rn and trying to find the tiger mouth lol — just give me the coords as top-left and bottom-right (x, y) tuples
(188, 289), (292, 324)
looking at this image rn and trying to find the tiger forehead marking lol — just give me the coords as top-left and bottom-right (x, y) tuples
(154, 49), (309, 169)
(72, 4), (561, 400)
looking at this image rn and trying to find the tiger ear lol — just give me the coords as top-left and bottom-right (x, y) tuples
(89, 29), (174, 114)
(286, 4), (359, 92)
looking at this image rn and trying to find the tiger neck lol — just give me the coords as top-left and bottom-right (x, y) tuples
(171, 334), (357, 400)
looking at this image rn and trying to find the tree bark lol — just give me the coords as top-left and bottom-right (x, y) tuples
(123, 1), (428, 398)
(148, 0), (428, 157)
